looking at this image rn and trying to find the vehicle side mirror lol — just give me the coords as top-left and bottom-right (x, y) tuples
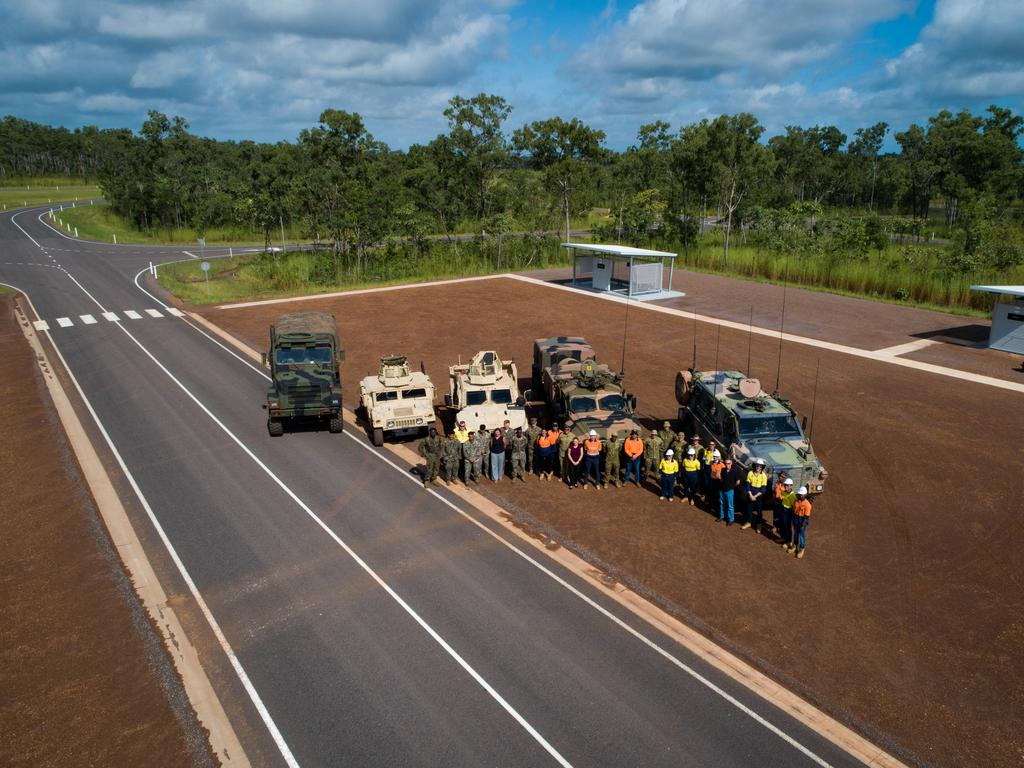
(337, 350), (346, 362)
(261, 352), (268, 367)
(801, 415), (808, 431)
(515, 395), (526, 407)
(522, 389), (532, 402)
(444, 394), (453, 408)
(628, 394), (637, 410)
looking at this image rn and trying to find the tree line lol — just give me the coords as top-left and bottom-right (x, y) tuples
(3, 98), (1022, 278)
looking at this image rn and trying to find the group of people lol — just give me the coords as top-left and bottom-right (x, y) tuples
(417, 417), (813, 558)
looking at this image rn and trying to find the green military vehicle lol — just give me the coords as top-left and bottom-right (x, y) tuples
(262, 312), (344, 437)
(533, 336), (643, 440)
(675, 369), (828, 493)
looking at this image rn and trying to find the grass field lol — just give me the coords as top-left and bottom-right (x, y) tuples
(0, 177), (101, 211)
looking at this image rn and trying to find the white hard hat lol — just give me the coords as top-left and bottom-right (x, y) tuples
(797, 486), (808, 496)
(687, 448), (695, 455)
(665, 449), (674, 455)
(589, 429), (597, 436)
(712, 449), (721, 458)
(784, 478), (794, 486)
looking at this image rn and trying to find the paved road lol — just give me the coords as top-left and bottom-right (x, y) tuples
(1, 205), (869, 768)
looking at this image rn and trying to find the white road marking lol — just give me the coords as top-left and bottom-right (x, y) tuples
(32, 319), (49, 331)
(145, 308), (164, 318)
(167, 307), (184, 317)
(80, 314), (97, 325)
(183, 251), (198, 258)
(873, 338), (938, 357)
(56, 317), (73, 328)
(102, 311), (119, 322)
(124, 310), (142, 319)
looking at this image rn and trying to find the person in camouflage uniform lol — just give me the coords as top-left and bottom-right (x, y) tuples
(669, 432), (688, 462)
(644, 429), (663, 481)
(557, 423), (574, 478)
(603, 433), (622, 488)
(442, 433), (462, 485)
(462, 430), (484, 483)
(509, 427), (528, 481)
(525, 417), (542, 474)
(661, 421), (677, 452)
(418, 427), (444, 489)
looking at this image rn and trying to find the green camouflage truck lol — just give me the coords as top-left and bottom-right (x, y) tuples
(676, 369), (827, 493)
(533, 336), (643, 440)
(262, 312), (345, 437)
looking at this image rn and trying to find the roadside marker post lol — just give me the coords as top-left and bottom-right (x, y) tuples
(113, 233), (117, 245)
(74, 227), (78, 238)
(202, 261), (211, 297)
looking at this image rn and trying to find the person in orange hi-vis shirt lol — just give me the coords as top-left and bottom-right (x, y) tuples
(792, 487), (813, 559)
(582, 430), (603, 490)
(623, 429), (644, 486)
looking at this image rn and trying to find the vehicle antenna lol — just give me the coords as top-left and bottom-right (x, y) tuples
(691, 309), (698, 370)
(745, 305), (754, 375)
(807, 357), (820, 445)
(712, 323), (722, 395)
(620, 290), (631, 377)
(774, 282), (787, 394)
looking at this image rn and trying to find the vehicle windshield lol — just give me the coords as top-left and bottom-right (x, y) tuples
(491, 389), (512, 404)
(375, 391), (398, 402)
(569, 396), (597, 413)
(276, 347), (332, 365)
(599, 394), (626, 411)
(402, 388), (427, 399)
(466, 391), (486, 406)
(738, 414), (802, 438)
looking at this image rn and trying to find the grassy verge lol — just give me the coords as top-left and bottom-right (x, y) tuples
(0, 178), (101, 211)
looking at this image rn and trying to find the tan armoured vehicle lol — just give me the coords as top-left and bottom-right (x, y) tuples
(445, 350), (528, 433)
(359, 355), (436, 446)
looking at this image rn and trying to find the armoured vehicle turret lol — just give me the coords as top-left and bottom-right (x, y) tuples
(262, 312), (344, 437)
(676, 369), (828, 494)
(445, 350), (528, 433)
(359, 355), (436, 446)
(533, 336), (643, 440)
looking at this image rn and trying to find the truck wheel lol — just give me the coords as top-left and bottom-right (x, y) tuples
(372, 427), (384, 446)
(329, 416), (343, 434)
(268, 419), (284, 437)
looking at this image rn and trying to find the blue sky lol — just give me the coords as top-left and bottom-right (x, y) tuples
(1, 0), (1021, 149)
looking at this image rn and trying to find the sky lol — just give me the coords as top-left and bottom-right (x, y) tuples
(1, 0), (1022, 149)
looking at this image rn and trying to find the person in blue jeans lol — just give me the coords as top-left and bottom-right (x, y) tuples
(658, 449), (679, 501)
(718, 456), (743, 525)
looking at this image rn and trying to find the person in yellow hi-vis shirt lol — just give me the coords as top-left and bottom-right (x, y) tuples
(742, 459), (769, 531)
(780, 478), (797, 551)
(681, 447), (701, 505)
(453, 421), (469, 443)
(658, 449), (679, 502)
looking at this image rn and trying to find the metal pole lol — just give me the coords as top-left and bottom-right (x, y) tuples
(667, 256), (674, 294)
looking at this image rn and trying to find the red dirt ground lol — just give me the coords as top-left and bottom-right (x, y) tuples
(0, 295), (214, 768)
(205, 275), (1024, 768)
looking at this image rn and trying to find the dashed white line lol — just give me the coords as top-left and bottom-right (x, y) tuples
(167, 307), (184, 317)
(102, 311), (120, 322)
(80, 314), (97, 325)
(145, 308), (164, 318)
(56, 317), (73, 328)
(873, 338), (938, 357)
(32, 319), (50, 331)
(124, 310), (142, 319)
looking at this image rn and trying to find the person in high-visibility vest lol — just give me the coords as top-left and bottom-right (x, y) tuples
(582, 430), (603, 490)
(681, 447), (701, 505)
(772, 470), (789, 535)
(791, 487), (812, 558)
(536, 427), (558, 480)
(708, 449), (725, 514)
(658, 449), (679, 501)
(623, 430), (644, 486)
(743, 459), (769, 531)
(700, 440), (719, 496)
(779, 478), (797, 551)
(453, 420), (469, 443)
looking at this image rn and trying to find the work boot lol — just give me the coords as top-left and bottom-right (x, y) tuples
(797, 548), (805, 559)
(781, 542), (789, 550)
(741, 522), (751, 530)
(583, 484), (588, 491)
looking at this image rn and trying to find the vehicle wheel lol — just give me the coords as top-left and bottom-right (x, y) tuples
(372, 427), (384, 446)
(268, 419), (284, 437)
(329, 416), (343, 434)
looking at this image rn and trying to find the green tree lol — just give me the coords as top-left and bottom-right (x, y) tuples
(443, 93), (512, 219)
(849, 122), (888, 211)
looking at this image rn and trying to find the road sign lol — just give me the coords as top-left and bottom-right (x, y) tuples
(198, 237), (206, 246)
(201, 261), (210, 272)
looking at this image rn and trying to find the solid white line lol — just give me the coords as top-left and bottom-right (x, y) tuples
(183, 251), (198, 259)
(5, 283), (300, 768)
(80, 314), (97, 325)
(167, 307), (184, 317)
(56, 317), (73, 328)
(102, 311), (120, 322)
(873, 338), (938, 357)
(33, 319), (50, 331)
(145, 308), (164, 318)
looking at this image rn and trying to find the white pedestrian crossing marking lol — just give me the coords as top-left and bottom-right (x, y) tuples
(102, 312), (119, 322)
(167, 307), (184, 317)
(145, 308), (164, 318)
(80, 314), (97, 325)
(33, 320), (50, 331)
(124, 310), (142, 319)
(56, 317), (73, 328)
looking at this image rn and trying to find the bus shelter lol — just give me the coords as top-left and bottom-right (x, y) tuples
(970, 285), (1024, 355)
(563, 243), (682, 300)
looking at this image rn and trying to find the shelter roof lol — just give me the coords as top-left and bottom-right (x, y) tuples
(561, 242), (676, 259)
(970, 285), (1024, 297)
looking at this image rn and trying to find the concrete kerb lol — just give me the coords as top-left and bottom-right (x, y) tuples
(7, 293), (248, 767)
(186, 308), (909, 768)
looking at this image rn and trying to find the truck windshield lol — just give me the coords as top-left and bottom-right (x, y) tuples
(276, 347), (332, 365)
(599, 394), (626, 411)
(569, 396), (597, 413)
(738, 414), (802, 438)
(491, 389), (512, 404)
(402, 388), (427, 399)
(466, 391), (486, 406)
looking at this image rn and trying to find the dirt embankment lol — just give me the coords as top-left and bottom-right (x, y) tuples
(207, 275), (1024, 768)
(0, 295), (214, 767)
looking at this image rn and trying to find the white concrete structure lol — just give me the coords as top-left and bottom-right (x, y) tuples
(563, 242), (682, 300)
(971, 285), (1024, 355)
